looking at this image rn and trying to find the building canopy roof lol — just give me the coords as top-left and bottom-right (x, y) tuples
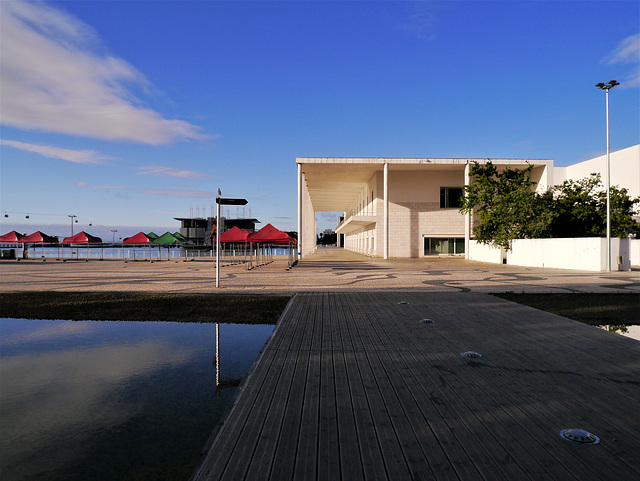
(296, 157), (553, 212)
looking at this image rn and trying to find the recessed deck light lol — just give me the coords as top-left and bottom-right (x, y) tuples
(461, 351), (482, 358)
(560, 429), (600, 444)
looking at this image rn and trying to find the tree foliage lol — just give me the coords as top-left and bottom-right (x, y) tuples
(550, 174), (640, 238)
(459, 162), (553, 249)
(460, 162), (640, 250)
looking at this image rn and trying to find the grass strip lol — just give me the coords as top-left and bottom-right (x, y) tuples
(0, 292), (292, 324)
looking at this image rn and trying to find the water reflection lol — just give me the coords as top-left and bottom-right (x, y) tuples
(213, 323), (242, 392)
(0, 319), (274, 481)
(598, 324), (640, 342)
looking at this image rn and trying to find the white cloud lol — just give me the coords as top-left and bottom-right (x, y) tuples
(92, 184), (213, 198)
(135, 166), (210, 180)
(1, 139), (110, 164)
(603, 34), (640, 65)
(0, 1), (207, 144)
(134, 188), (214, 198)
(397, 3), (439, 41)
(601, 34), (640, 88)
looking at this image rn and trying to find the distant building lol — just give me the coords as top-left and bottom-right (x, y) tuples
(296, 145), (639, 258)
(174, 217), (260, 246)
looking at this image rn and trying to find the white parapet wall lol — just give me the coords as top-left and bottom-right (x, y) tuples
(631, 238), (640, 267)
(469, 238), (633, 271)
(468, 240), (503, 264)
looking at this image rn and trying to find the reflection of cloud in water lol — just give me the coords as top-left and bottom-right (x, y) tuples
(0, 319), (95, 345)
(0, 341), (195, 477)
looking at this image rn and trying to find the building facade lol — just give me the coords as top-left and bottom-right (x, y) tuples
(175, 217), (259, 246)
(296, 145), (639, 259)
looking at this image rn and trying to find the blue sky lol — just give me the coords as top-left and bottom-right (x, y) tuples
(1, 0), (638, 240)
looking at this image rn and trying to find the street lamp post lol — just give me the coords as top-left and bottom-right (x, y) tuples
(68, 215), (77, 236)
(215, 191), (248, 288)
(595, 80), (620, 272)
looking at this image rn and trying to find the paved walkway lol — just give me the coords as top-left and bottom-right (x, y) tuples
(191, 291), (640, 481)
(1, 246), (638, 293)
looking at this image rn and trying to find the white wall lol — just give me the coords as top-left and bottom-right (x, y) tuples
(507, 238), (603, 271)
(554, 145), (640, 199)
(471, 237), (632, 271)
(468, 240), (503, 263)
(630, 239), (640, 267)
(388, 170), (466, 257)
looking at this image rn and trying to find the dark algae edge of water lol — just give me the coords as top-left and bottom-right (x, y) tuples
(0, 292), (292, 324)
(493, 292), (640, 325)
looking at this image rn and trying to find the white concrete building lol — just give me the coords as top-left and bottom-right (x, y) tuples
(555, 144), (640, 200)
(296, 145), (639, 259)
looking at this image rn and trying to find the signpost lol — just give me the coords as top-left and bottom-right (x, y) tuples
(216, 191), (248, 288)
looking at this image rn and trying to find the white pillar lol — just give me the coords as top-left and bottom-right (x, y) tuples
(464, 162), (471, 259)
(383, 163), (389, 259)
(297, 162), (302, 259)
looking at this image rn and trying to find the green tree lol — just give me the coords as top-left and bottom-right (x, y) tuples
(550, 173), (639, 238)
(459, 162), (554, 249)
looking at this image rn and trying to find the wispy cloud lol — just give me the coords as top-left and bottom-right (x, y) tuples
(0, 1), (207, 144)
(1, 139), (110, 164)
(135, 166), (210, 180)
(90, 184), (213, 199)
(601, 34), (640, 88)
(396, 3), (438, 40)
(133, 188), (213, 198)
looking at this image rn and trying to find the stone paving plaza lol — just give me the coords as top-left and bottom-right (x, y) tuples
(2, 246), (638, 294)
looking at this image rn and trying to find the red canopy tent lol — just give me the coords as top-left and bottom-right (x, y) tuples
(122, 232), (152, 260)
(62, 231), (103, 244)
(0, 231), (24, 243)
(122, 232), (150, 244)
(247, 223), (292, 244)
(212, 226), (249, 244)
(61, 231), (103, 260)
(21, 231), (58, 244)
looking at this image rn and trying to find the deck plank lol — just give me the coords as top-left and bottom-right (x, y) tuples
(193, 292), (640, 481)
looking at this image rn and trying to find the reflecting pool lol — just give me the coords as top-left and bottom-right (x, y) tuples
(0, 318), (275, 481)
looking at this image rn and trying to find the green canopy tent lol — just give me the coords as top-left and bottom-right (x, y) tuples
(151, 232), (179, 259)
(173, 232), (188, 242)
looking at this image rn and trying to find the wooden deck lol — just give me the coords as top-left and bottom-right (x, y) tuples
(191, 292), (640, 481)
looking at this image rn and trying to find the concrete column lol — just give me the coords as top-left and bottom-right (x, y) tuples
(464, 161), (470, 259)
(383, 163), (389, 259)
(297, 163), (302, 258)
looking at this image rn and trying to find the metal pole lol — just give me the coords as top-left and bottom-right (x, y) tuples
(216, 197), (221, 287)
(605, 88), (611, 272)
(596, 80), (618, 271)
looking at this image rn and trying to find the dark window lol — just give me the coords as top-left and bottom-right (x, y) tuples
(440, 187), (463, 208)
(424, 237), (465, 255)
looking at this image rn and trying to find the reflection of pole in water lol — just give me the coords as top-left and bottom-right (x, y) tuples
(215, 323), (220, 387)
(212, 323), (241, 394)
